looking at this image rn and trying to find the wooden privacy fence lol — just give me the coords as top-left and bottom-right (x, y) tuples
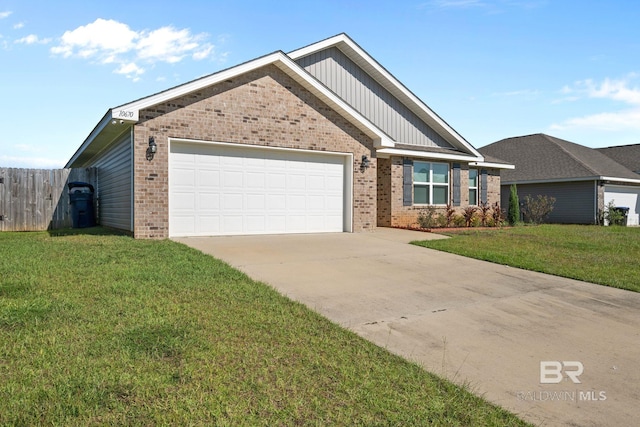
(0, 168), (97, 232)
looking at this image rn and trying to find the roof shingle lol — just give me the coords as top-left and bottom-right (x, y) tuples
(479, 133), (640, 183)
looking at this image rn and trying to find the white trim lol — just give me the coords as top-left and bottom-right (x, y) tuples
(376, 147), (481, 162)
(167, 138), (354, 236)
(503, 176), (640, 186)
(289, 34), (482, 158)
(117, 52), (392, 148)
(601, 176), (640, 185)
(469, 161), (515, 170)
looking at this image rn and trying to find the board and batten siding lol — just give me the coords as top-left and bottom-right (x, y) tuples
(296, 47), (453, 149)
(92, 134), (133, 231)
(501, 180), (597, 224)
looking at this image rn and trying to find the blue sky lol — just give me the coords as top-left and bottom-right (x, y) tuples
(2, 0), (640, 168)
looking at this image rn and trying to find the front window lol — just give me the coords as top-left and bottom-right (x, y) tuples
(469, 169), (478, 205)
(413, 161), (449, 205)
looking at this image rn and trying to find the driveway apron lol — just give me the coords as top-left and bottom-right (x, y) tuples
(175, 228), (640, 427)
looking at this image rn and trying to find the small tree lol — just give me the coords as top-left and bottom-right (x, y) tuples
(522, 194), (556, 224)
(507, 184), (520, 225)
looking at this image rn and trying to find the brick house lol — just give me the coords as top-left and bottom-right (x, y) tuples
(66, 34), (512, 238)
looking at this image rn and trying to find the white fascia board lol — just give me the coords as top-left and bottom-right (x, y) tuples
(601, 176), (640, 185)
(501, 177), (600, 185)
(376, 147), (481, 162)
(117, 53), (286, 112)
(469, 161), (515, 170)
(289, 34), (481, 158)
(116, 51), (391, 146)
(503, 176), (640, 186)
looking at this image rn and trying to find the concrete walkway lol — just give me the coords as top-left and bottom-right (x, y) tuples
(175, 228), (640, 427)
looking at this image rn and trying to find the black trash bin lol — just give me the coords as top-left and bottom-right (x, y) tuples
(68, 182), (96, 228)
(611, 207), (629, 226)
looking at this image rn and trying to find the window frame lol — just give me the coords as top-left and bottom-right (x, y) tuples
(413, 161), (450, 206)
(468, 168), (479, 206)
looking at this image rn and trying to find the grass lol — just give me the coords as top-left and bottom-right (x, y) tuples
(0, 228), (528, 426)
(413, 224), (640, 292)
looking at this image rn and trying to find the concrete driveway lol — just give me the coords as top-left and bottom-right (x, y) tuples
(175, 228), (640, 427)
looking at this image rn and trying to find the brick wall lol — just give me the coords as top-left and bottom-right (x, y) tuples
(132, 65), (376, 238)
(377, 157), (503, 228)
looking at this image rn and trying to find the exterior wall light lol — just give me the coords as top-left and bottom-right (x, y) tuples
(360, 154), (370, 171)
(147, 137), (157, 161)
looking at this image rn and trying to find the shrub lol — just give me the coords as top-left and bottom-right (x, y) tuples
(444, 204), (456, 227)
(507, 184), (520, 225)
(603, 200), (626, 226)
(462, 206), (477, 227)
(453, 214), (466, 227)
(522, 194), (556, 224)
(417, 206), (438, 229)
(492, 202), (505, 227)
(477, 202), (491, 227)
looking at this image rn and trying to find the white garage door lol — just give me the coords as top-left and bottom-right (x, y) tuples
(604, 185), (640, 226)
(169, 141), (350, 237)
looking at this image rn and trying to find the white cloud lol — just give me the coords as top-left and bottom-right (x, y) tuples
(15, 34), (51, 45)
(51, 18), (138, 60)
(551, 74), (640, 131)
(50, 18), (218, 80)
(13, 22), (24, 29)
(0, 11), (12, 19)
(114, 62), (145, 81)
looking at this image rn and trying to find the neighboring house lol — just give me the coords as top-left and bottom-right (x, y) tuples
(66, 33), (512, 238)
(597, 144), (640, 174)
(479, 133), (640, 225)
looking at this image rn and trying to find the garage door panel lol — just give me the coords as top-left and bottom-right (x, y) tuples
(198, 216), (220, 233)
(199, 193), (220, 210)
(246, 194), (265, 210)
(223, 193), (243, 210)
(170, 142), (347, 236)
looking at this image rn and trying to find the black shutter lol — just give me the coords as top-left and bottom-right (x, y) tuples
(452, 163), (461, 206)
(403, 158), (413, 206)
(480, 169), (488, 204)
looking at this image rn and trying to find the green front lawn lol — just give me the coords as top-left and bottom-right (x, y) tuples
(413, 224), (640, 292)
(0, 228), (527, 426)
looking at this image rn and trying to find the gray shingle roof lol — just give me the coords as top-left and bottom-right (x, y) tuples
(478, 133), (640, 183)
(596, 144), (640, 174)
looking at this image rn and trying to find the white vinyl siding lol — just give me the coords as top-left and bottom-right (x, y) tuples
(413, 161), (449, 205)
(92, 134), (133, 231)
(169, 141), (351, 237)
